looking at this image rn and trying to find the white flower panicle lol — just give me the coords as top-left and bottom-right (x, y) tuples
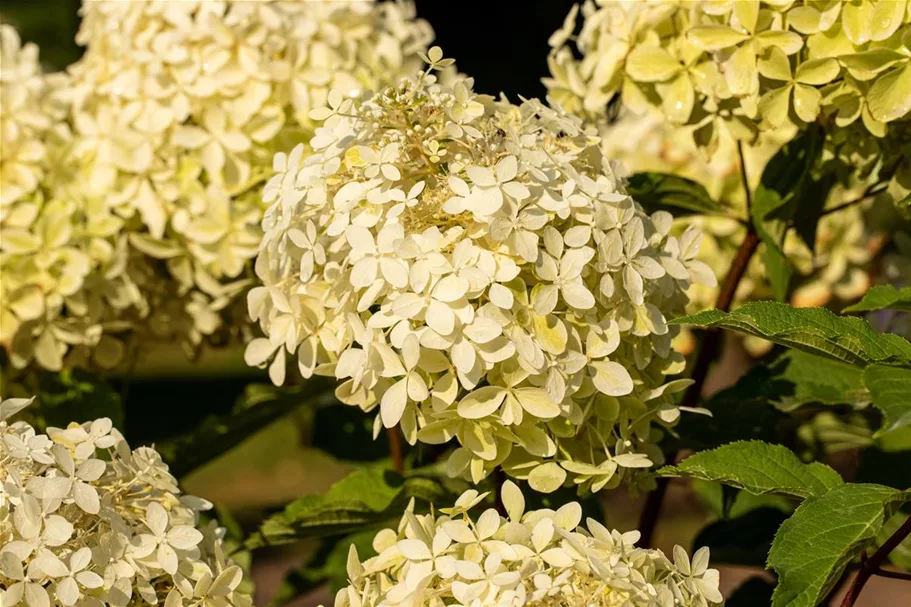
(0, 396), (251, 607)
(246, 49), (715, 492)
(0, 0), (438, 372)
(329, 481), (722, 607)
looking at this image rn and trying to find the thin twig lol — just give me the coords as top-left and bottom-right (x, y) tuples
(841, 514), (911, 606)
(387, 427), (404, 474)
(872, 568), (911, 582)
(819, 182), (888, 218)
(638, 143), (760, 549)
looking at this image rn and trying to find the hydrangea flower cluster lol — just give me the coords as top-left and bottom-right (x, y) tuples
(246, 50), (715, 492)
(546, 0), (911, 147)
(0, 0), (438, 372)
(329, 481), (722, 607)
(0, 397), (252, 607)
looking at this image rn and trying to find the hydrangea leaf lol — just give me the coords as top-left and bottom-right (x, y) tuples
(763, 350), (867, 412)
(158, 382), (336, 478)
(625, 172), (721, 216)
(246, 467), (450, 548)
(750, 127), (824, 301)
(864, 364), (911, 435)
(670, 302), (911, 368)
(768, 484), (911, 607)
(842, 285), (911, 313)
(661, 441), (843, 499)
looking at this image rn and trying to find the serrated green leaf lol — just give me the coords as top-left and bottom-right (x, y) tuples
(246, 467), (449, 549)
(751, 127), (824, 301)
(843, 285), (911, 313)
(661, 441), (843, 499)
(670, 302), (911, 368)
(768, 483), (910, 607)
(158, 381), (335, 478)
(625, 172), (721, 216)
(693, 507), (789, 567)
(865, 364), (911, 435)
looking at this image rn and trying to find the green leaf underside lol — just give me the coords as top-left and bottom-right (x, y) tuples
(864, 364), (911, 435)
(158, 381), (336, 478)
(661, 441), (843, 499)
(768, 484), (910, 607)
(767, 350), (868, 411)
(669, 365), (789, 451)
(246, 467), (449, 549)
(843, 285), (911, 313)
(751, 127), (823, 301)
(625, 172), (721, 215)
(670, 302), (911, 368)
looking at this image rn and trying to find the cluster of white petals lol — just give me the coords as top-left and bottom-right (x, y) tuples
(0, 397), (251, 607)
(246, 50), (715, 492)
(330, 481), (722, 607)
(0, 0), (437, 372)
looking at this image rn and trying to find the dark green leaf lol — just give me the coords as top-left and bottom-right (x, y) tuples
(693, 507), (789, 567)
(726, 577), (777, 607)
(670, 302), (911, 368)
(626, 172), (720, 215)
(157, 381), (335, 478)
(669, 365), (790, 452)
(768, 483), (910, 607)
(843, 285), (911, 313)
(35, 370), (124, 431)
(751, 126), (824, 301)
(661, 441), (843, 499)
(246, 467), (450, 549)
(864, 364), (911, 435)
(765, 350), (868, 412)
(793, 172), (836, 253)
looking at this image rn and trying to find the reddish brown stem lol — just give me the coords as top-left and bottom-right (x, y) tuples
(387, 427), (404, 473)
(638, 228), (760, 548)
(841, 514), (911, 606)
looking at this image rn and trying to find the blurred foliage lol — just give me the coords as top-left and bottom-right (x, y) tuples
(0, 0), (82, 70)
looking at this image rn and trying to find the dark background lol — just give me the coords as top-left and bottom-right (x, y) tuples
(0, 0), (577, 100)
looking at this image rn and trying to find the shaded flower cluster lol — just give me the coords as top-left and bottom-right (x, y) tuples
(246, 49), (715, 492)
(546, 0), (911, 150)
(329, 481), (722, 607)
(0, 397), (251, 607)
(0, 0), (438, 372)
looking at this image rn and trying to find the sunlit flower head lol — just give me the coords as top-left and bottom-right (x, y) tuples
(246, 48), (715, 492)
(329, 481), (722, 607)
(0, 1), (440, 372)
(0, 396), (252, 607)
(546, 0), (911, 151)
